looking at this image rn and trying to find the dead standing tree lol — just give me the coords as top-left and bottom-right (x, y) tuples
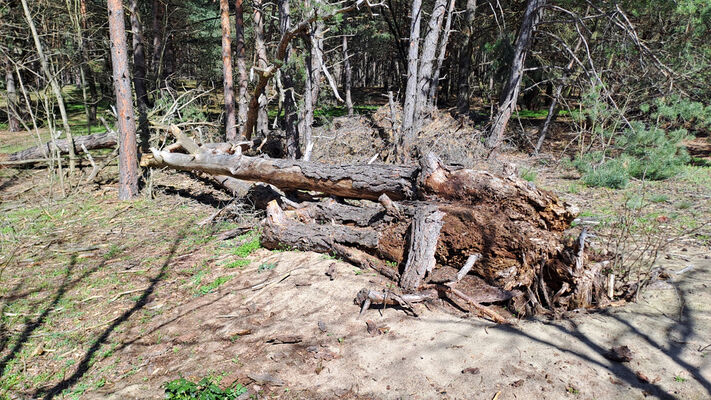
(142, 127), (611, 322)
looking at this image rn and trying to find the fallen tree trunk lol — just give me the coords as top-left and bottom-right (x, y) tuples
(0, 131), (116, 164)
(141, 128), (609, 320)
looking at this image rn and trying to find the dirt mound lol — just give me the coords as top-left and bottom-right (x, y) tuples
(311, 106), (486, 167)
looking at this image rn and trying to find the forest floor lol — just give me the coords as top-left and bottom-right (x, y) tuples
(1, 117), (711, 399)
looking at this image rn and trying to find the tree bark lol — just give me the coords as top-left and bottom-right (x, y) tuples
(21, 0), (77, 172)
(219, 0), (237, 141)
(253, 0), (269, 139)
(278, 0), (300, 159)
(456, 0), (477, 115)
(428, 0), (455, 106)
(414, 0), (448, 130)
(399, 206), (446, 292)
(343, 36), (354, 117)
(108, 0), (140, 200)
(534, 84), (561, 154)
(129, 0), (151, 152)
(5, 61), (20, 132)
(301, 37), (316, 161)
(398, 0), (423, 161)
(485, 0), (546, 151)
(151, 0), (165, 90)
(79, 0), (98, 122)
(234, 0), (248, 127)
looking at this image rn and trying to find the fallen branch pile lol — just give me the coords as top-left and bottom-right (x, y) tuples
(139, 126), (613, 323)
(2, 126), (613, 322)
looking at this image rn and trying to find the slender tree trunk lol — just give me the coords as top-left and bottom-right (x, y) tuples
(219, 0), (237, 141)
(414, 0), (448, 130)
(129, 0), (151, 152)
(343, 35), (354, 116)
(485, 0), (546, 151)
(309, 3), (324, 105)
(534, 84), (561, 154)
(151, 0), (165, 90)
(79, 0), (98, 121)
(398, 0), (423, 161)
(235, 0), (248, 127)
(21, 0), (76, 172)
(108, 0), (140, 200)
(301, 40), (316, 161)
(5, 61), (20, 132)
(456, 0), (477, 115)
(279, 0), (300, 159)
(429, 0), (455, 106)
(253, 0), (269, 138)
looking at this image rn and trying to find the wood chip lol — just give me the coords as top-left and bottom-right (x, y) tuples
(461, 367), (480, 375)
(267, 335), (302, 344)
(604, 345), (633, 362)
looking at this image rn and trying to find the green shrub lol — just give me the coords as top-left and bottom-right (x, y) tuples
(572, 123), (690, 189)
(519, 167), (537, 182)
(164, 377), (246, 399)
(580, 158), (630, 189)
(618, 122), (690, 180)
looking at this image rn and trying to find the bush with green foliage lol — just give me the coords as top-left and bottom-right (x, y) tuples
(572, 89), (692, 189)
(164, 377), (246, 400)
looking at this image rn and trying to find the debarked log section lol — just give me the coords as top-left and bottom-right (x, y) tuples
(141, 138), (611, 320)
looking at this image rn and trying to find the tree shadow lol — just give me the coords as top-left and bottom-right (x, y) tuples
(0, 254), (103, 375)
(37, 232), (184, 399)
(606, 269), (710, 396)
(490, 270), (710, 399)
(155, 184), (228, 208)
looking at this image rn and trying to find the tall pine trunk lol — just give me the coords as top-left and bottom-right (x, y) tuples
(428, 0), (456, 106)
(253, 0), (269, 138)
(414, 0), (448, 130)
(219, 0), (237, 141)
(151, 0), (165, 90)
(108, 0), (139, 200)
(279, 0), (300, 159)
(343, 35), (354, 117)
(456, 0), (477, 115)
(129, 0), (151, 151)
(235, 0), (248, 127)
(398, 0), (423, 161)
(485, 0), (546, 151)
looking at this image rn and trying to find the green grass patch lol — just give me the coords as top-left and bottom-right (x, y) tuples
(232, 232), (261, 258)
(519, 167), (538, 183)
(224, 259), (250, 269)
(164, 377), (247, 399)
(197, 276), (231, 295)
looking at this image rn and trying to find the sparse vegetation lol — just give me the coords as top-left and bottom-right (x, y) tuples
(164, 377), (247, 399)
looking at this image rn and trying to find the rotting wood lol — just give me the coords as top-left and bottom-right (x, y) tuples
(399, 206), (445, 292)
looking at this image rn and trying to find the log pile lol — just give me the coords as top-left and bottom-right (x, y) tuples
(2, 127), (612, 322)
(140, 126), (611, 322)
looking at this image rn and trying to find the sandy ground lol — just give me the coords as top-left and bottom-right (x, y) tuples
(87, 243), (710, 400)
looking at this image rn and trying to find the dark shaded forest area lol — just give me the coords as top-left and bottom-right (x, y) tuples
(1, 0), (710, 399)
